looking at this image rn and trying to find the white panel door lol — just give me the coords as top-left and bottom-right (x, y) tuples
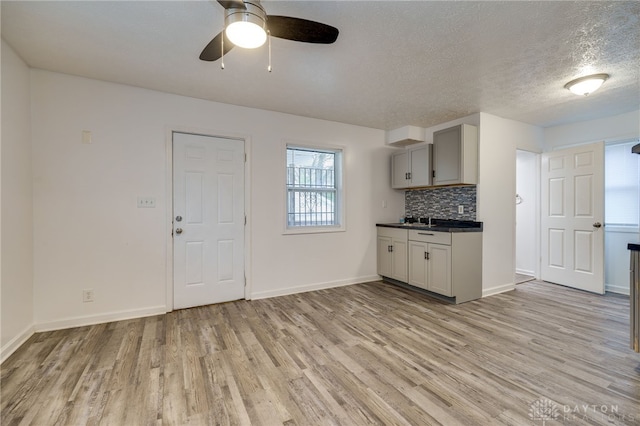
(173, 132), (245, 309)
(541, 142), (604, 293)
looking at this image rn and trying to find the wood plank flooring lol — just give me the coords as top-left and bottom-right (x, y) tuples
(515, 273), (535, 284)
(2, 280), (639, 425)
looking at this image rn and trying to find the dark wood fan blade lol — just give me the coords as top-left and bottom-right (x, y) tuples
(217, 0), (245, 10)
(267, 16), (339, 44)
(199, 31), (235, 61)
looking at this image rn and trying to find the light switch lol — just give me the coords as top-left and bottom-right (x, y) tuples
(82, 130), (92, 144)
(137, 197), (156, 208)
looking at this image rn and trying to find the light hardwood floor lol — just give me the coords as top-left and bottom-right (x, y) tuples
(515, 273), (535, 284)
(2, 280), (639, 425)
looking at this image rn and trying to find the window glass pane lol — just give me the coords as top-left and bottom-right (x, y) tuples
(605, 142), (640, 226)
(286, 147), (340, 228)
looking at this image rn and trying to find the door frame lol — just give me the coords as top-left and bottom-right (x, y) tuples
(514, 149), (541, 280)
(164, 126), (252, 311)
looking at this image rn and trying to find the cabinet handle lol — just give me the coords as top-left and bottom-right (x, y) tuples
(408, 172), (412, 180)
(390, 245), (394, 253)
(418, 232), (434, 236)
(432, 170), (436, 178)
(425, 252), (430, 260)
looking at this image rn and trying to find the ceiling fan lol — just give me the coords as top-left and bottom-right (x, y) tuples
(200, 0), (339, 62)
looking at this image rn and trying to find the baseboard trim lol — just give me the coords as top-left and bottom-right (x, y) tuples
(515, 268), (535, 277)
(605, 283), (630, 295)
(34, 305), (167, 333)
(250, 275), (380, 300)
(483, 283), (516, 298)
(1, 324), (35, 364)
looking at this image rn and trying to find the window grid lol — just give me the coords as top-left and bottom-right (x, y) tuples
(286, 148), (340, 228)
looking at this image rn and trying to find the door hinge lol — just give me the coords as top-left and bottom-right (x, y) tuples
(244, 215), (247, 226)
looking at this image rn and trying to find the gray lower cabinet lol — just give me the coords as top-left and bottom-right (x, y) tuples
(377, 227), (408, 282)
(378, 227), (482, 304)
(408, 235), (453, 296)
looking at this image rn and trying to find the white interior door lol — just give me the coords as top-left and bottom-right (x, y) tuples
(173, 132), (245, 309)
(541, 142), (604, 294)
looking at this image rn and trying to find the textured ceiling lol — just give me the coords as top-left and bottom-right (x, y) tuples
(2, 1), (639, 131)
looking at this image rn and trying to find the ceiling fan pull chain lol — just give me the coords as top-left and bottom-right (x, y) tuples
(267, 30), (272, 72)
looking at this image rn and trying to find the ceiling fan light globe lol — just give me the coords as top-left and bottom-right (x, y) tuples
(226, 21), (266, 48)
(224, 3), (267, 49)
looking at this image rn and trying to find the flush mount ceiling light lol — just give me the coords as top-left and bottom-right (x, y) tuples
(564, 73), (610, 96)
(224, 2), (267, 49)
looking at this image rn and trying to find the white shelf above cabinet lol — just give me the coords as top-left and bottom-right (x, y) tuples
(386, 125), (426, 147)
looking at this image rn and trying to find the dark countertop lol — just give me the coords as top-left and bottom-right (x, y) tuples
(629, 243), (640, 251)
(377, 219), (483, 233)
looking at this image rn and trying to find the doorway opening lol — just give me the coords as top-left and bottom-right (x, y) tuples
(515, 150), (539, 284)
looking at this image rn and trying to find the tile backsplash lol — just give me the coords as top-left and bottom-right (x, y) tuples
(405, 186), (476, 220)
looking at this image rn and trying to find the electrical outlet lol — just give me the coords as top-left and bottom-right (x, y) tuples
(458, 205), (464, 214)
(137, 197), (156, 208)
(81, 130), (92, 144)
(83, 289), (94, 303)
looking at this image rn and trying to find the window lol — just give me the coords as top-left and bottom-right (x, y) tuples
(605, 141), (640, 227)
(286, 145), (343, 231)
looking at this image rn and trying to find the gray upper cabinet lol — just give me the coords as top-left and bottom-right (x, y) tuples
(391, 145), (432, 189)
(432, 124), (478, 186)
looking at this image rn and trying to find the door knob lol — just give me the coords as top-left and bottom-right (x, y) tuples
(593, 222), (602, 228)
(175, 228), (183, 235)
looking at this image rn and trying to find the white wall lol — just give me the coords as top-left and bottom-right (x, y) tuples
(1, 40), (35, 362)
(516, 150), (538, 277)
(477, 113), (544, 296)
(30, 70), (403, 330)
(544, 110), (640, 150)
(605, 228), (637, 295)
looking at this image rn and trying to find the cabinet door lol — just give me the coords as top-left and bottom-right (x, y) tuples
(408, 241), (428, 289)
(433, 125), (462, 185)
(392, 237), (408, 282)
(427, 243), (452, 296)
(377, 236), (392, 277)
(409, 146), (431, 187)
(391, 151), (409, 189)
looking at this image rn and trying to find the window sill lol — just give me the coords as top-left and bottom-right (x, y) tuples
(283, 225), (346, 236)
(605, 225), (640, 233)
